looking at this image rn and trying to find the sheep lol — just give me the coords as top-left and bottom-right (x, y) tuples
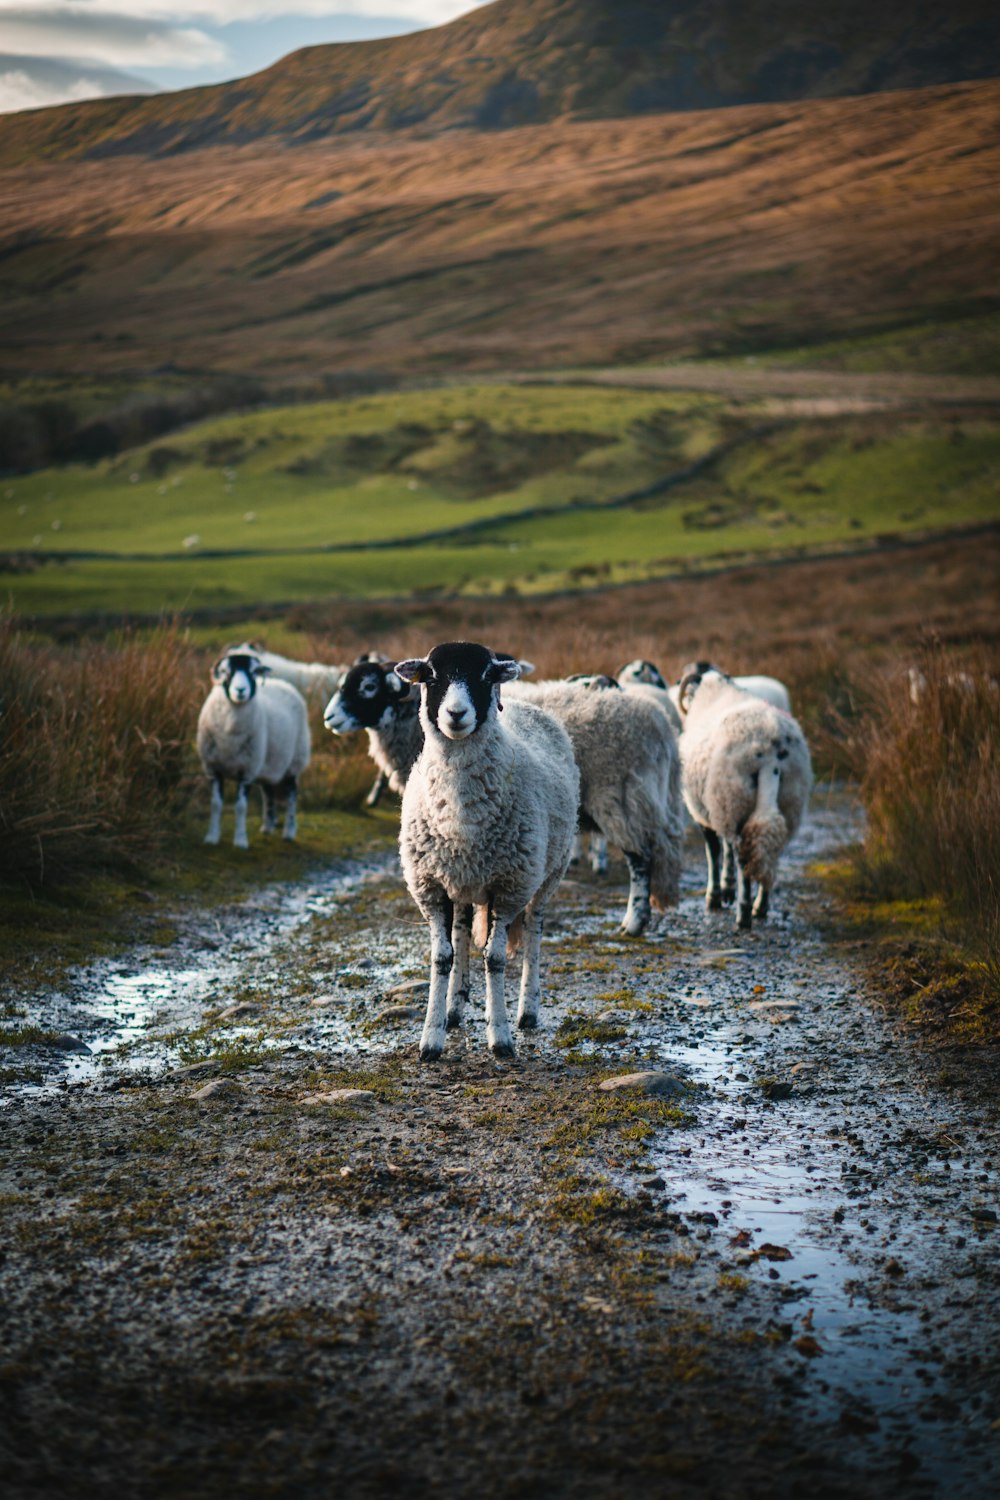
(229, 641), (346, 702)
(197, 648), (311, 848)
(323, 654), (422, 807)
(507, 678), (683, 935)
(658, 659), (792, 717)
(678, 666), (812, 930)
(616, 659), (684, 734)
(393, 642), (579, 1060)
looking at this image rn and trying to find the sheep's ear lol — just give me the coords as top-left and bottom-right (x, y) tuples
(517, 658), (535, 676)
(211, 656), (228, 682)
(394, 658), (431, 684)
(253, 661), (271, 677)
(385, 671), (406, 696)
(677, 670), (702, 714)
(489, 655), (522, 684)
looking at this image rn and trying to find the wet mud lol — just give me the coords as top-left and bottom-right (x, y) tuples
(1, 788), (998, 1498)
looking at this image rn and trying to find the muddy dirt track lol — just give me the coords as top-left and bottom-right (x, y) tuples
(2, 791), (998, 1499)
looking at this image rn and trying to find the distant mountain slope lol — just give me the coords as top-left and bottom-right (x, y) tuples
(1, 0), (998, 164)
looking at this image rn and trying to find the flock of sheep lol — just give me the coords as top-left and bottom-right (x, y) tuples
(196, 640), (812, 1059)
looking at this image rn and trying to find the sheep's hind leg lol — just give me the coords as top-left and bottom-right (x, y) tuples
(702, 827), (723, 910)
(517, 904), (544, 1031)
(233, 779), (251, 849)
(735, 856), (753, 931)
(621, 851), (652, 935)
(483, 912), (514, 1058)
(753, 885), (770, 921)
(281, 775), (299, 840)
(589, 833), (608, 875)
(419, 896), (453, 1061)
(446, 904), (472, 1031)
(720, 840), (737, 906)
(205, 776), (224, 845)
(261, 784), (277, 835)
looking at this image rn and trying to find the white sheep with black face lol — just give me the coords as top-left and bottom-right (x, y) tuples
(323, 653), (421, 808)
(615, 659), (684, 734)
(197, 649), (310, 848)
(678, 666), (811, 930)
(229, 641), (347, 701)
(394, 641), (579, 1061)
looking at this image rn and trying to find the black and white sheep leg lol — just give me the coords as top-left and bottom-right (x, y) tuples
(446, 904), (472, 1031)
(701, 827), (724, 910)
(483, 913), (515, 1059)
(516, 905), (544, 1031)
(720, 840), (737, 906)
(418, 901), (454, 1062)
(280, 774), (299, 840)
(621, 851), (652, 935)
(205, 775), (225, 846)
(233, 779), (251, 850)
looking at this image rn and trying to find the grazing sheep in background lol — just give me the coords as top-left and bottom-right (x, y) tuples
(197, 648), (311, 848)
(230, 641), (347, 702)
(679, 666), (812, 930)
(394, 642), (579, 1060)
(323, 654), (422, 807)
(507, 678), (683, 935)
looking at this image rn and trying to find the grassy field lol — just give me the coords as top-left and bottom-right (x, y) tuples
(3, 381), (999, 617)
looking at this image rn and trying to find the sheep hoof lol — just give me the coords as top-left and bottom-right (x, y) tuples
(736, 909), (752, 931)
(234, 837), (249, 851)
(721, 887), (736, 906)
(419, 1043), (443, 1062)
(489, 1038), (516, 1059)
(204, 833), (220, 846)
(446, 1012), (462, 1031)
(517, 1013), (538, 1031)
(706, 892), (723, 911)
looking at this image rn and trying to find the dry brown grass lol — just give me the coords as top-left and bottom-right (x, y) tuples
(0, 618), (204, 889)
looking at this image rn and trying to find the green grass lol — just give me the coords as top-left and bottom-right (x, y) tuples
(2, 383), (998, 616)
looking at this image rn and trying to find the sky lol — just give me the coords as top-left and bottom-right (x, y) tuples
(0, 1), (488, 113)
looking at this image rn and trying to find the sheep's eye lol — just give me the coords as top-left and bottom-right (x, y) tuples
(359, 678), (379, 698)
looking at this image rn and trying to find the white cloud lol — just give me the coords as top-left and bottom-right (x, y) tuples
(0, 58), (156, 110)
(0, 12), (226, 68)
(0, 2), (484, 39)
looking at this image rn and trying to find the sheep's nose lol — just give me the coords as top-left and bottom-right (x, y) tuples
(447, 708), (465, 726)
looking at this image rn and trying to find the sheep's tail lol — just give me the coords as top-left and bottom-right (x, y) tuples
(472, 903), (524, 958)
(739, 752), (787, 886)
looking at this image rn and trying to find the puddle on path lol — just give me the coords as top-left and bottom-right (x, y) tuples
(1, 852), (399, 1102)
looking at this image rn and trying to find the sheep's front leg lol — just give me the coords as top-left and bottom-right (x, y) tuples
(621, 850), (651, 935)
(366, 770), (388, 809)
(419, 896), (453, 1062)
(446, 904), (472, 1031)
(483, 912), (514, 1058)
(720, 840), (737, 906)
(735, 856), (753, 931)
(589, 834), (608, 875)
(517, 905), (544, 1031)
(702, 827), (723, 909)
(281, 774), (298, 841)
(753, 885), (770, 921)
(205, 775), (224, 845)
(233, 779), (251, 849)
(261, 784), (277, 835)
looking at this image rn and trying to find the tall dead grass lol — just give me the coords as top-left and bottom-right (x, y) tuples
(842, 645), (1000, 985)
(0, 617), (202, 889)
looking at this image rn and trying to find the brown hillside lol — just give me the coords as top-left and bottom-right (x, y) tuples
(1, 80), (998, 378)
(0, 0), (997, 166)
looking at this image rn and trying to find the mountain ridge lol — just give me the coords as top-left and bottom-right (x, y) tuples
(1, 0), (998, 165)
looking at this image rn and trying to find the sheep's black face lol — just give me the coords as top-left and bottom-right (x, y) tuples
(323, 661), (411, 733)
(214, 652), (262, 705)
(396, 641), (520, 741)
